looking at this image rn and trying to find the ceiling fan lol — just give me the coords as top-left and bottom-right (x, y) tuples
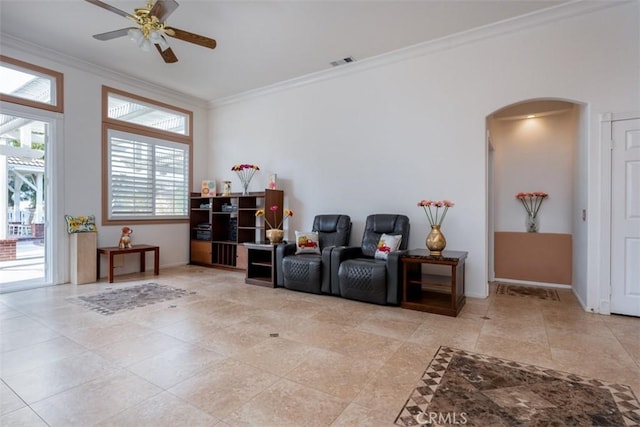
(85, 0), (216, 63)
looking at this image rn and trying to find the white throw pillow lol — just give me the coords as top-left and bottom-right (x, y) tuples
(295, 231), (321, 254)
(374, 233), (402, 260)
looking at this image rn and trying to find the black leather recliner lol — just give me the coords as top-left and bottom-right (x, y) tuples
(275, 214), (351, 294)
(331, 214), (410, 305)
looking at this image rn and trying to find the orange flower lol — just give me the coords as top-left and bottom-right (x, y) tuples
(516, 192), (548, 217)
(418, 199), (454, 226)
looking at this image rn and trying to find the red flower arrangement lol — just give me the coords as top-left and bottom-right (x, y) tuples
(417, 199), (455, 227)
(231, 164), (259, 194)
(516, 192), (548, 218)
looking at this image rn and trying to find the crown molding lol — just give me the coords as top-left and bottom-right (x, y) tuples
(0, 33), (209, 110)
(210, 0), (626, 109)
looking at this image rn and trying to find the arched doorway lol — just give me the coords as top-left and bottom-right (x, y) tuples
(486, 99), (586, 294)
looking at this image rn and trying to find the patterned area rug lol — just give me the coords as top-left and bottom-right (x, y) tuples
(495, 283), (560, 301)
(69, 283), (191, 315)
(396, 347), (640, 426)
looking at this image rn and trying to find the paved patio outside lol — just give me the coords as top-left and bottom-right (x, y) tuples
(0, 240), (44, 286)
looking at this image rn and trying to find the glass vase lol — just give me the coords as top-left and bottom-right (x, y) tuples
(526, 213), (539, 233)
(242, 181), (249, 195)
(426, 225), (446, 256)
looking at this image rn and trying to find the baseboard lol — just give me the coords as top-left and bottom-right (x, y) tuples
(493, 278), (571, 289)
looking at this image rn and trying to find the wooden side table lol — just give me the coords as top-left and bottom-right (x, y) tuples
(97, 244), (160, 283)
(244, 242), (279, 287)
(400, 249), (468, 316)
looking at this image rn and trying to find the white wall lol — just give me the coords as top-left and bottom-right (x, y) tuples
(490, 110), (577, 234)
(209, 2), (640, 301)
(0, 42), (210, 282)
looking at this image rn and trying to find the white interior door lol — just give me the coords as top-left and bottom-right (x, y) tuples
(610, 118), (640, 316)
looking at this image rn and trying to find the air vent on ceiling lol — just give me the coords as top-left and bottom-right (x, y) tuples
(330, 56), (356, 67)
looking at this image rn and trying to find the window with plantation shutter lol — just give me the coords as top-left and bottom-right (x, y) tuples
(108, 130), (189, 220)
(102, 86), (192, 224)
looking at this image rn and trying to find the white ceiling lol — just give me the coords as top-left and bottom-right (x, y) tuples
(0, 0), (567, 103)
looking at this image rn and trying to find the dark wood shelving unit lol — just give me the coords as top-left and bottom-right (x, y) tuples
(189, 189), (283, 269)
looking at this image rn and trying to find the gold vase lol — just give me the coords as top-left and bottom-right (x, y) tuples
(426, 225), (446, 256)
(266, 229), (284, 244)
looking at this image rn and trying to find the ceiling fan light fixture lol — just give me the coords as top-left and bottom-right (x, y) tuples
(157, 36), (170, 51)
(139, 38), (152, 52)
(128, 28), (143, 43)
(149, 30), (162, 43)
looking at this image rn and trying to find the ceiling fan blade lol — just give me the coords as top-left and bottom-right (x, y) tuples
(93, 28), (135, 41)
(84, 0), (137, 21)
(150, 0), (179, 23)
(165, 27), (216, 49)
(155, 45), (178, 63)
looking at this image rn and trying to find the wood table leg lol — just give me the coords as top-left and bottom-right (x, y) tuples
(108, 252), (114, 283)
(140, 250), (146, 273)
(97, 252), (101, 280)
(154, 248), (159, 275)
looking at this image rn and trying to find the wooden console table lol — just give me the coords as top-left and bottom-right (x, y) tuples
(401, 249), (468, 316)
(97, 244), (159, 283)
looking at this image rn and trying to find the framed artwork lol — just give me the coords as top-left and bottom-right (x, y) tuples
(201, 180), (216, 197)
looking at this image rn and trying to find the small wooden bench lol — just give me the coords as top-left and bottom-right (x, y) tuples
(97, 244), (159, 283)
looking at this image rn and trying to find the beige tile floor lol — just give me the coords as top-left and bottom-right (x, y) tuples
(1, 265), (638, 426)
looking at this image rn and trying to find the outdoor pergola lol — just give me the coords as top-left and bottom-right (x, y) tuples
(0, 118), (45, 240)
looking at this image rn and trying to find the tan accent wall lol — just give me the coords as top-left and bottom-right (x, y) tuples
(494, 232), (572, 285)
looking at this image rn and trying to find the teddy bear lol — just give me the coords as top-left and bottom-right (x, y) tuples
(118, 226), (133, 249)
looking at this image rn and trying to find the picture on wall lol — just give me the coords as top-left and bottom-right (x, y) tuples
(201, 180), (216, 197)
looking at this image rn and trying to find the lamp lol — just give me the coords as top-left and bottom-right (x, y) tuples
(139, 38), (152, 52)
(157, 36), (170, 51)
(149, 30), (161, 43)
(127, 27), (171, 53)
(149, 30), (170, 51)
(128, 28), (143, 43)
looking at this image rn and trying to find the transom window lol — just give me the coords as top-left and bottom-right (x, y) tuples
(102, 86), (192, 224)
(107, 91), (189, 136)
(0, 55), (63, 112)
